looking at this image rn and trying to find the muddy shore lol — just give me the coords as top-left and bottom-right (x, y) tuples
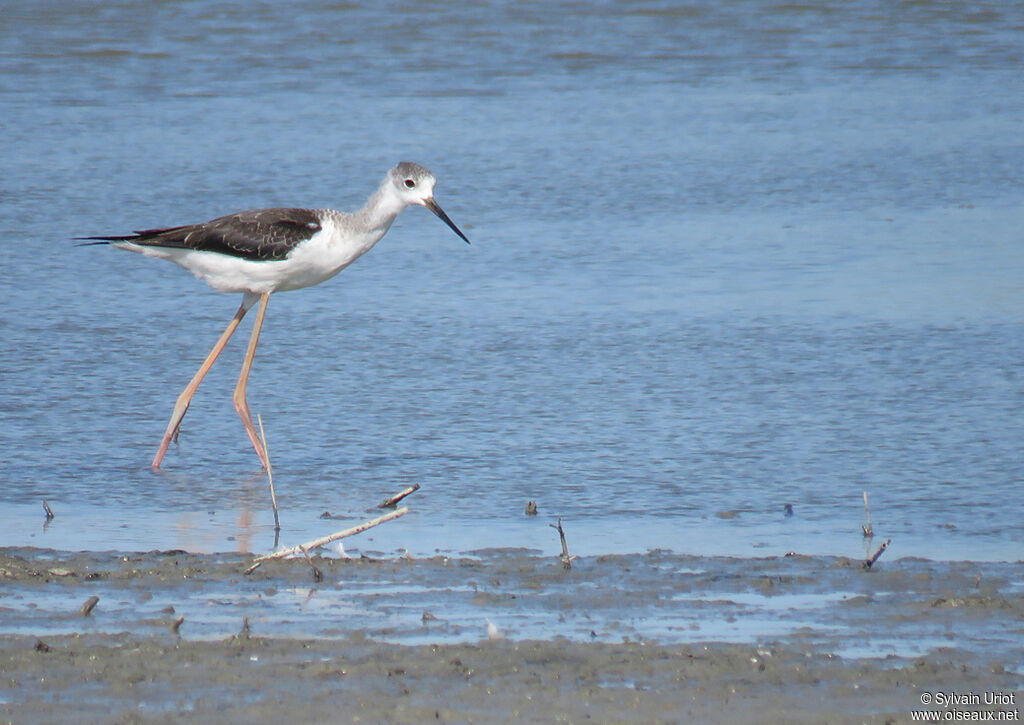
(1, 548), (1021, 723)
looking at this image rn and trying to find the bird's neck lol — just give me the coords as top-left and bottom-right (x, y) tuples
(352, 184), (405, 240)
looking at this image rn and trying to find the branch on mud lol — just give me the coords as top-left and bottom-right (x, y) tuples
(863, 538), (892, 569)
(550, 518), (577, 570)
(79, 595), (99, 616)
(243, 507), (409, 575)
(227, 616), (251, 643)
(377, 483), (420, 509)
(301, 545), (323, 583)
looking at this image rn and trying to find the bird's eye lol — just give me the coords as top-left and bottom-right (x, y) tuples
(403, 179), (416, 189)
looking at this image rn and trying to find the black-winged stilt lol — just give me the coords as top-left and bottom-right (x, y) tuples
(81, 162), (470, 470)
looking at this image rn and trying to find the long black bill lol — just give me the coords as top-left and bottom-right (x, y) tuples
(425, 198), (471, 245)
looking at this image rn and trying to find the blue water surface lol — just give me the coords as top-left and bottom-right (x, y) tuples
(1, 0), (1022, 561)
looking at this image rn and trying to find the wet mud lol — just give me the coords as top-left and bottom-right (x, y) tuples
(1, 548), (1021, 723)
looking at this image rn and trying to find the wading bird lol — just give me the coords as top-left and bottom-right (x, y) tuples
(82, 162), (470, 470)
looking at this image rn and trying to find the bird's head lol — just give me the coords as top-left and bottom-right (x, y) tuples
(390, 161), (471, 244)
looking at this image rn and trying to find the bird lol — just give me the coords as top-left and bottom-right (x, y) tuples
(80, 161), (470, 471)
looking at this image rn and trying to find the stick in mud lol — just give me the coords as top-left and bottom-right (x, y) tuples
(243, 507), (408, 574)
(378, 483), (420, 508)
(257, 414), (281, 533)
(863, 538), (892, 569)
(79, 595), (99, 616)
(228, 616), (251, 642)
(862, 491), (873, 538)
(301, 545), (323, 582)
(549, 518), (577, 570)
(42, 500), (55, 520)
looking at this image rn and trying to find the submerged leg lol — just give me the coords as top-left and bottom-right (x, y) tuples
(152, 293), (259, 470)
(232, 291), (272, 471)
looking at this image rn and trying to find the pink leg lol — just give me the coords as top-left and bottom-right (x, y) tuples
(152, 295), (257, 470)
(232, 292), (272, 471)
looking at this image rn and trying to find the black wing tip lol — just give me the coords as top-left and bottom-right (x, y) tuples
(74, 236), (132, 247)
(75, 238), (111, 247)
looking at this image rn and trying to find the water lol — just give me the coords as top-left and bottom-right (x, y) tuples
(1, 1), (1022, 562)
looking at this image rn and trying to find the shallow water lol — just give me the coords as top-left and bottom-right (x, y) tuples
(2, 1), (1023, 563)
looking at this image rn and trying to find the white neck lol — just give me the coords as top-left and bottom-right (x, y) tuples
(350, 177), (407, 241)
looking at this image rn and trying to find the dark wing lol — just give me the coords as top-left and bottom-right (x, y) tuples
(79, 208), (323, 261)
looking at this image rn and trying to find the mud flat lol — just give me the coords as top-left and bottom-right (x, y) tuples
(1, 548), (1021, 723)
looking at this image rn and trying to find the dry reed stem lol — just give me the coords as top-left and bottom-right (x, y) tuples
(378, 483), (420, 508)
(244, 507), (408, 574)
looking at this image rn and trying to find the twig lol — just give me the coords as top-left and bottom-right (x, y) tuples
(549, 518), (577, 570)
(79, 595), (99, 616)
(228, 616), (251, 642)
(257, 414), (280, 532)
(378, 483), (420, 508)
(243, 507), (408, 574)
(42, 500), (55, 520)
(863, 538), (892, 569)
(301, 545), (323, 582)
(862, 491), (873, 538)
